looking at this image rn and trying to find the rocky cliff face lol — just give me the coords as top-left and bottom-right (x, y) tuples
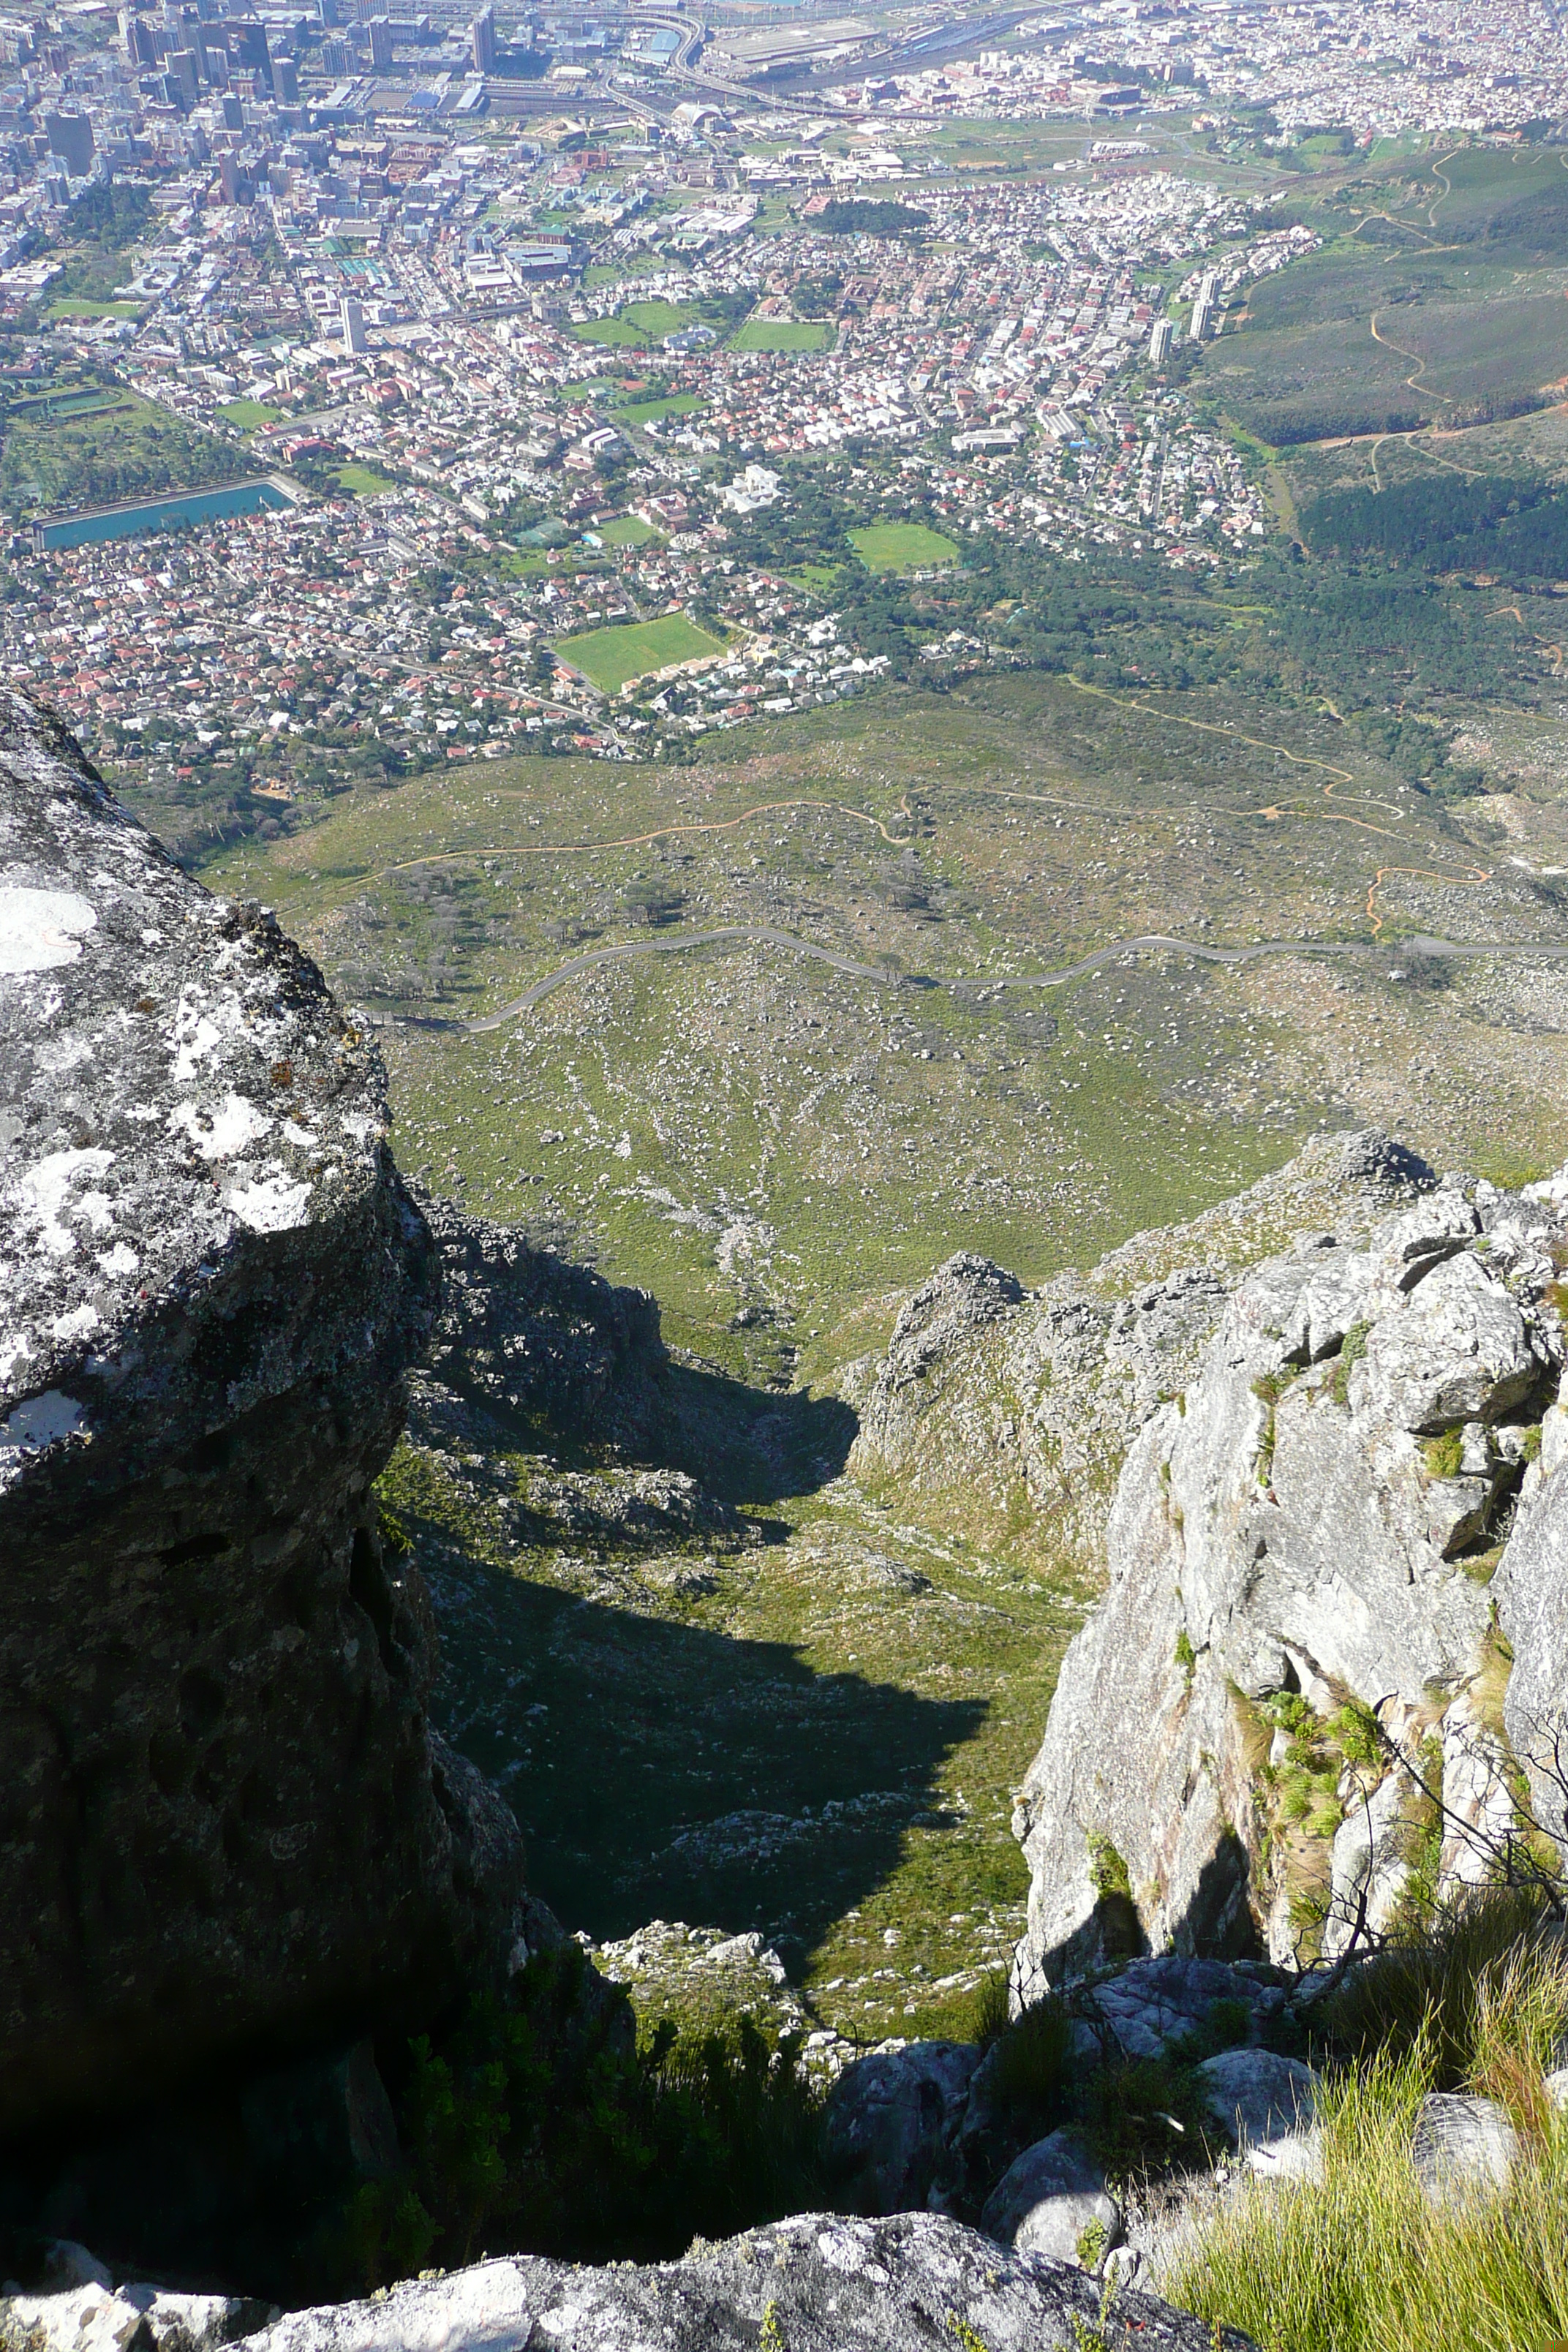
(845, 1131), (1437, 1579)
(0, 700), (521, 2140)
(1006, 1158), (1568, 1995)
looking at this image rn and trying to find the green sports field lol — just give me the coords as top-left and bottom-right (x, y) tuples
(731, 319), (833, 353)
(851, 521), (960, 572)
(574, 300), (696, 348)
(554, 611), (723, 690)
(600, 516), (661, 546)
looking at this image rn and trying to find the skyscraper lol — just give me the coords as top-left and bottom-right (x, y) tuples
(471, 4), (496, 72)
(340, 295), (368, 354)
(44, 108), (94, 173)
(367, 14), (392, 67)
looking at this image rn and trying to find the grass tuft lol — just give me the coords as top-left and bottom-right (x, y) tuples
(1422, 1427), (1465, 1480)
(1168, 2041), (1568, 2352)
(1324, 1882), (1567, 2092)
(1330, 1322), (1371, 1409)
(988, 1991), (1077, 2117)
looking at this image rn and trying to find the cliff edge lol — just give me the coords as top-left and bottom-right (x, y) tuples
(0, 699), (520, 2140)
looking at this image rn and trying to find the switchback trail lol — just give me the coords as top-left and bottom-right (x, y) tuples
(361, 924), (1568, 1036)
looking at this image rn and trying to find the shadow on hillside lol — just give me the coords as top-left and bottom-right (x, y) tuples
(430, 1562), (981, 1961)
(660, 1358), (859, 1507)
(412, 1192), (859, 1507)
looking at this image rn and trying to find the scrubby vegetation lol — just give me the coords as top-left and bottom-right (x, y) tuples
(339, 1946), (836, 2288)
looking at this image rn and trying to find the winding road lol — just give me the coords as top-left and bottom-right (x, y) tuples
(361, 921), (1568, 1038)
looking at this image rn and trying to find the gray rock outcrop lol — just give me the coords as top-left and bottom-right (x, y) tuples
(1006, 1157), (1568, 1994)
(224, 2213), (1254, 2351)
(0, 704), (522, 2138)
(845, 1131), (1438, 1577)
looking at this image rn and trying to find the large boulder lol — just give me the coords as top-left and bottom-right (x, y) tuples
(222, 2212), (1256, 2350)
(823, 2040), (982, 2213)
(979, 2129), (1121, 2264)
(1411, 2093), (1520, 2210)
(1009, 1166), (1567, 1992)
(1196, 2051), (1316, 2157)
(0, 703), (520, 2138)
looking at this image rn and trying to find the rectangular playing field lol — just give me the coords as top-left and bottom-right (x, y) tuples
(851, 521), (960, 571)
(730, 319), (833, 353)
(554, 611), (723, 690)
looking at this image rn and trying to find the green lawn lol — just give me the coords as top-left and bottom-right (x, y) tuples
(784, 564), (844, 595)
(617, 393), (704, 423)
(851, 521), (960, 573)
(730, 319), (833, 354)
(554, 611), (723, 691)
(575, 300), (695, 349)
(600, 515), (661, 546)
(47, 298), (140, 320)
(219, 397), (284, 429)
(335, 461), (399, 494)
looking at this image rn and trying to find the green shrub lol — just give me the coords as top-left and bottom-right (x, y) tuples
(1175, 1627), (1197, 1684)
(336, 1948), (834, 2290)
(1328, 1702), (1382, 1774)
(988, 1992), (1076, 2119)
(1082, 2051), (1214, 2188)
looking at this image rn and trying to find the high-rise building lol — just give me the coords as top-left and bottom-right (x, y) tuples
(219, 148), (255, 202)
(227, 20), (270, 70)
(165, 45), (199, 101)
(321, 34), (351, 71)
(471, 4), (496, 72)
(1149, 317), (1172, 366)
(271, 52), (298, 99)
(221, 89), (244, 127)
(340, 295), (368, 353)
(367, 14), (392, 67)
(43, 108), (94, 173)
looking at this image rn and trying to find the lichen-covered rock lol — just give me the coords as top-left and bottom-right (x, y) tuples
(1009, 1164), (1568, 1994)
(1196, 2051), (1316, 2158)
(0, 2278), (271, 2352)
(0, 705), (517, 2137)
(1411, 2093), (1520, 2210)
(232, 2212), (1254, 2351)
(1080, 1956), (1288, 2061)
